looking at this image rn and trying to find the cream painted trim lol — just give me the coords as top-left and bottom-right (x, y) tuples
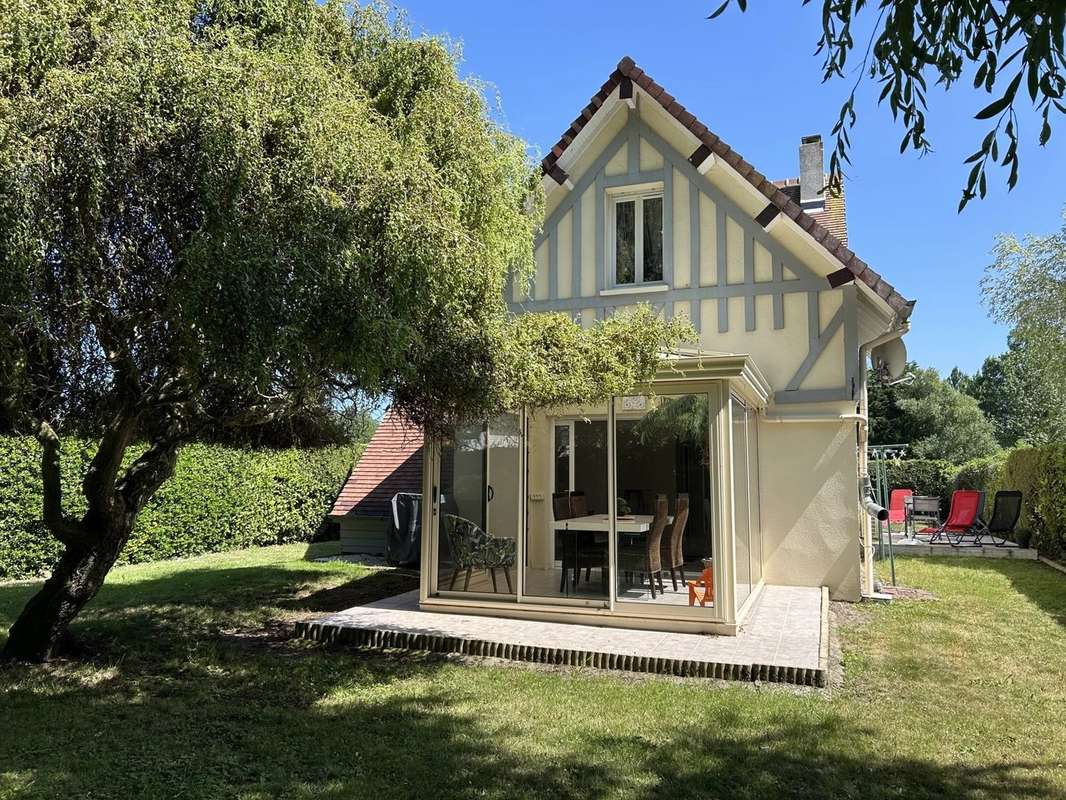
(419, 595), (738, 636)
(654, 353), (772, 408)
(600, 283), (669, 296)
(735, 578), (766, 624)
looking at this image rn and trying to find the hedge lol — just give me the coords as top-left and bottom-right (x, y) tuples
(0, 436), (359, 580)
(883, 459), (957, 510)
(884, 448), (1066, 559)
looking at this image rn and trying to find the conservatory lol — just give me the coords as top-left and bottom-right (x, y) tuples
(417, 353), (771, 635)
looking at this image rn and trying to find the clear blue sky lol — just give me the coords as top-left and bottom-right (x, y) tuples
(399, 0), (1065, 375)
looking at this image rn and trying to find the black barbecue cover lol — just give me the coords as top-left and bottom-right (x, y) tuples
(385, 492), (422, 567)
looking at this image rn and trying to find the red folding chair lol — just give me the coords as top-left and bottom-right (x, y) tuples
(924, 490), (984, 545)
(888, 489), (913, 526)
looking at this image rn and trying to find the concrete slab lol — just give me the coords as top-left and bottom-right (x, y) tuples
(295, 584), (827, 687)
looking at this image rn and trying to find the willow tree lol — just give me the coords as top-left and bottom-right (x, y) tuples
(0, 0), (689, 662)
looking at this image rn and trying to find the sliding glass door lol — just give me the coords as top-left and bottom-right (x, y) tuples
(436, 414), (520, 598)
(613, 392), (715, 609)
(525, 408), (610, 602)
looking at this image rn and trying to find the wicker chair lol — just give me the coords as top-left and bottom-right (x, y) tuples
(442, 513), (515, 593)
(618, 494), (669, 599)
(660, 494), (690, 590)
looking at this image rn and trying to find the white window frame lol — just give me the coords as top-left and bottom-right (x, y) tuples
(607, 184), (665, 288)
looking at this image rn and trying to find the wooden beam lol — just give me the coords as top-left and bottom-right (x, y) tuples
(754, 203), (781, 229)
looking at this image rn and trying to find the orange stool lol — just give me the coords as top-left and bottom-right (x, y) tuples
(687, 558), (714, 607)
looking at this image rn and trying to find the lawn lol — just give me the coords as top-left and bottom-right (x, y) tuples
(1, 546), (1064, 800)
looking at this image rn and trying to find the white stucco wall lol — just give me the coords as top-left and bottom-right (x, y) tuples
(757, 419), (861, 600)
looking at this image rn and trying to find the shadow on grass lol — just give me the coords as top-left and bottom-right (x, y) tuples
(1, 651), (1058, 800)
(1, 557), (1063, 798)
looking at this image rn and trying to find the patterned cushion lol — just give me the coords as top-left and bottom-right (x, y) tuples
(443, 515), (517, 569)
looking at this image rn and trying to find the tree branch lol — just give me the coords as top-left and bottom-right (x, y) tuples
(35, 422), (88, 545)
(81, 411), (139, 515)
(117, 440), (180, 514)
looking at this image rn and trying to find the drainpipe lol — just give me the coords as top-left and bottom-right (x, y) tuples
(857, 321), (909, 596)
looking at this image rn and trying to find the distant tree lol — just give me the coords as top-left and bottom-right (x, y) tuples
(709, 1), (1066, 209)
(947, 367), (972, 394)
(982, 210), (1066, 443)
(868, 364), (1000, 461)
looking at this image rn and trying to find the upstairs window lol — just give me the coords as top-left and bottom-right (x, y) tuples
(611, 190), (663, 286)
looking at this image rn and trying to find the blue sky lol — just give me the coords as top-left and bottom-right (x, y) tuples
(399, 1), (1065, 375)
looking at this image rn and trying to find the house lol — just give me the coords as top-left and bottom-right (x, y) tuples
(330, 409), (423, 556)
(416, 57), (913, 635)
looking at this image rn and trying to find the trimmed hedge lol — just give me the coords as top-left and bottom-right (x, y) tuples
(885, 448), (1066, 559)
(883, 459), (957, 510)
(0, 436), (358, 580)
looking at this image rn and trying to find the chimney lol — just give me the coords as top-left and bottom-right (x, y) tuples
(799, 135), (825, 212)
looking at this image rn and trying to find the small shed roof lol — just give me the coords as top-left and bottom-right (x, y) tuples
(330, 409), (423, 519)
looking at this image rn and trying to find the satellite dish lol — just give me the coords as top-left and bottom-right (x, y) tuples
(871, 337), (907, 381)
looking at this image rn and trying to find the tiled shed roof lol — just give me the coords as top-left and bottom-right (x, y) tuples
(330, 409), (423, 519)
(773, 178), (848, 246)
(542, 56), (912, 318)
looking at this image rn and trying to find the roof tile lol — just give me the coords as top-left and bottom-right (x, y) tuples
(330, 409), (424, 519)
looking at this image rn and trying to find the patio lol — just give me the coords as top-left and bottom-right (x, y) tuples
(888, 531), (1038, 560)
(295, 584), (828, 687)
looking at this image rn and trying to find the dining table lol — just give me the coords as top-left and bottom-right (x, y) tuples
(549, 514), (674, 593)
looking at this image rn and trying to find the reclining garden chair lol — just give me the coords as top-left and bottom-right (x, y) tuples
(920, 490), (983, 545)
(888, 488), (913, 527)
(969, 490), (1024, 547)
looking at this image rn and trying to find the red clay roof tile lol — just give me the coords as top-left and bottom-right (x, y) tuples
(329, 409), (423, 519)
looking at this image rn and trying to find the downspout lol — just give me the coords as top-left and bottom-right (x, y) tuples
(857, 321), (909, 596)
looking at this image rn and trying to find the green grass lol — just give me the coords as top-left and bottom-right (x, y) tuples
(1, 546), (1064, 800)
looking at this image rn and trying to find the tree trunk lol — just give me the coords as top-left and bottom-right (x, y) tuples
(2, 514), (132, 662)
(3, 422), (179, 663)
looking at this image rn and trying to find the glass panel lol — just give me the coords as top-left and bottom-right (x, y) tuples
(525, 409), (609, 601)
(732, 396), (752, 607)
(615, 200), (635, 284)
(746, 406), (763, 585)
(553, 424), (570, 494)
(642, 196), (663, 282)
(615, 393), (713, 608)
(437, 418), (517, 598)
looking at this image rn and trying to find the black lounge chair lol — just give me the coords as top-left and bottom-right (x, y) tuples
(974, 490), (1024, 547)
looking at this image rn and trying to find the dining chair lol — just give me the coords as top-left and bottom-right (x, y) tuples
(661, 494), (690, 590)
(567, 491), (608, 589)
(552, 492), (573, 521)
(619, 494), (668, 599)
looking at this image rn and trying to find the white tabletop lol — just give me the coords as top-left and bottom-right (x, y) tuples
(549, 514), (673, 533)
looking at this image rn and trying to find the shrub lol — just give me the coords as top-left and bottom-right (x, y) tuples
(953, 451), (1008, 496)
(883, 458), (957, 510)
(884, 449), (1066, 560)
(0, 436), (358, 580)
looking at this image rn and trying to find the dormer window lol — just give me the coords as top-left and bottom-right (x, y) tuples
(610, 187), (663, 286)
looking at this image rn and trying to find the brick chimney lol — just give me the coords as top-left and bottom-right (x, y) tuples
(799, 135), (825, 212)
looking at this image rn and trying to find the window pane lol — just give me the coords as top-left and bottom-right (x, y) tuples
(526, 411), (610, 601)
(642, 196), (663, 282)
(554, 424), (570, 494)
(615, 200), (635, 284)
(614, 393), (713, 608)
(731, 396), (752, 607)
